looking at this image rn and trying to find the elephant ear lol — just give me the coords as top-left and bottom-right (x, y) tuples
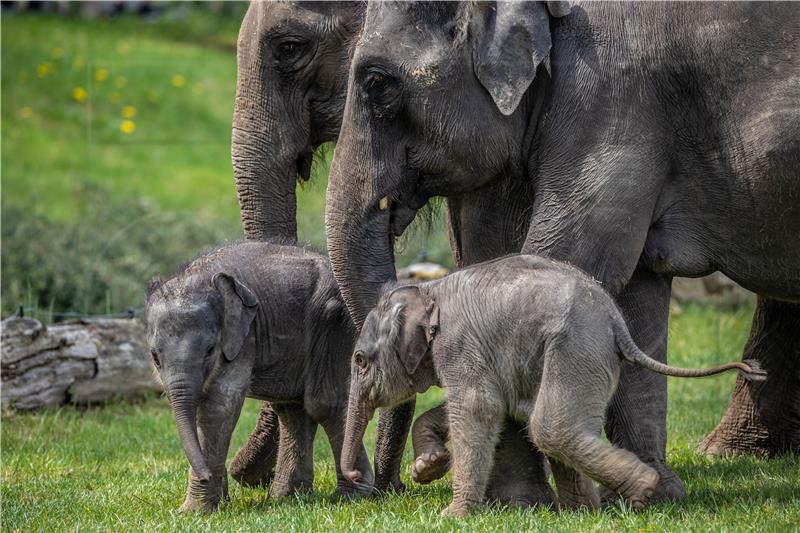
(472, 1), (570, 116)
(380, 286), (436, 377)
(212, 272), (258, 361)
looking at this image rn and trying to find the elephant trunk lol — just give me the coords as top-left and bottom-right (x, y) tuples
(341, 379), (375, 483)
(167, 377), (212, 482)
(231, 12), (308, 242)
(326, 154), (397, 327)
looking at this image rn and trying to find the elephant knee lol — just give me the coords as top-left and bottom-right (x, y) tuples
(530, 413), (571, 459)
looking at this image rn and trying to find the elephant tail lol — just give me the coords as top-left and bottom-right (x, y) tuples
(611, 317), (767, 382)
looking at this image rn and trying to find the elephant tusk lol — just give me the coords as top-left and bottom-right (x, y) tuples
(378, 196), (390, 211)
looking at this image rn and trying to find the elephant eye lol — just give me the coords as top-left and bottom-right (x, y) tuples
(206, 346), (214, 357)
(150, 349), (161, 370)
(273, 39), (310, 70)
(354, 351), (367, 369)
(363, 67), (402, 114)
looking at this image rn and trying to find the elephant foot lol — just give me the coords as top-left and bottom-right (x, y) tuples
(486, 479), (556, 510)
(230, 402), (280, 488)
(411, 450), (451, 485)
(180, 470), (228, 513)
(617, 466), (660, 511)
(649, 464), (683, 502)
(268, 477), (314, 499)
(440, 501), (478, 518)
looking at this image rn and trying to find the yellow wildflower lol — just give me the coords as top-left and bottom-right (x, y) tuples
(114, 76), (127, 89)
(120, 120), (136, 134)
(109, 92), (122, 104)
(19, 106), (33, 119)
(121, 105), (137, 119)
(95, 68), (108, 82)
(51, 47), (64, 59)
(171, 74), (186, 88)
(72, 56), (85, 70)
(72, 87), (88, 103)
(36, 62), (53, 78)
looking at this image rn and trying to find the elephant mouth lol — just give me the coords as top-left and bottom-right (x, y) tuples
(296, 149), (314, 183)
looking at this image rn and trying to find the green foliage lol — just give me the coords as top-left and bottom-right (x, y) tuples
(3, 305), (798, 531)
(1, 184), (240, 320)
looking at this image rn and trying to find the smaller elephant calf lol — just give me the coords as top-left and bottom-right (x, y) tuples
(341, 254), (765, 517)
(145, 241), (371, 512)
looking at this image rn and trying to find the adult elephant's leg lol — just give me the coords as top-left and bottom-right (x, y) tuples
(485, 421), (556, 509)
(604, 268), (684, 501)
(373, 399), (415, 492)
(230, 402), (279, 488)
(699, 297), (800, 456)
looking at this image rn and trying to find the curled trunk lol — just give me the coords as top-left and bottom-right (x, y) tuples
(341, 380), (374, 483)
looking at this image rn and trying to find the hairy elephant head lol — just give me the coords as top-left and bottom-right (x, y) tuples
(341, 285), (439, 483)
(326, 1), (569, 324)
(232, 1), (365, 240)
(145, 272), (258, 511)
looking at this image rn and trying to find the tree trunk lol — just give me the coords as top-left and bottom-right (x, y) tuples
(1, 317), (160, 410)
(698, 297), (800, 456)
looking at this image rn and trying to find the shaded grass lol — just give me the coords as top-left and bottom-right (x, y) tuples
(3, 304), (798, 532)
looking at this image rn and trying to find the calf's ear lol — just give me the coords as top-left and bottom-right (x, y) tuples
(472, 1), (570, 116)
(212, 272), (258, 361)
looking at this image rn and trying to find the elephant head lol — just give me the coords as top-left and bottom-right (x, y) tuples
(232, 1), (365, 240)
(326, 1), (569, 324)
(341, 286), (439, 483)
(145, 272), (258, 511)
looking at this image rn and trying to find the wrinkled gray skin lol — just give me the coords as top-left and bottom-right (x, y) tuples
(342, 255), (767, 516)
(326, 0), (800, 500)
(145, 241), (372, 512)
(229, 0), (409, 492)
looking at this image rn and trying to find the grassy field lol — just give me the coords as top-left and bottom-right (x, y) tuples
(2, 9), (798, 533)
(3, 304), (799, 532)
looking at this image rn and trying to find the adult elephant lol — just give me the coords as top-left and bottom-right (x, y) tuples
(225, 0), (406, 490)
(228, 1), (550, 502)
(325, 0), (800, 502)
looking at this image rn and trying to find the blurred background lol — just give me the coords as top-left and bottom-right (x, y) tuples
(1, 1), (453, 323)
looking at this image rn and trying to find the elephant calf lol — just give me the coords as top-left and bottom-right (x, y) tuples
(145, 241), (371, 512)
(341, 254), (765, 516)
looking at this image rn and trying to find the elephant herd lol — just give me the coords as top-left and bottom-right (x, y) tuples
(149, 0), (799, 516)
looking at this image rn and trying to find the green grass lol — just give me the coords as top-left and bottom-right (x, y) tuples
(3, 304), (798, 532)
(2, 10), (797, 532)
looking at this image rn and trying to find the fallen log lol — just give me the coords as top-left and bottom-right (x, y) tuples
(1, 317), (161, 410)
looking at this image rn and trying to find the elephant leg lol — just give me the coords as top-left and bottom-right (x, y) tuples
(373, 399), (415, 493)
(549, 459), (599, 511)
(442, 387), (504, 517)
(485, 421), (556, 509)
(411, 403), (451, 484)
(699, 296), (800, 456)
(269, 403), (317, 498)
(230, 401), (280, 487)
(603, 268), (685, 502)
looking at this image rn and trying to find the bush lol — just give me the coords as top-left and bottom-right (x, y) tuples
(1, 184), (240, 321)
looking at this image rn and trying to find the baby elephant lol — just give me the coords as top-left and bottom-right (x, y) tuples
(145, 241), (372, 512)
(341, 254), (765, 517)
